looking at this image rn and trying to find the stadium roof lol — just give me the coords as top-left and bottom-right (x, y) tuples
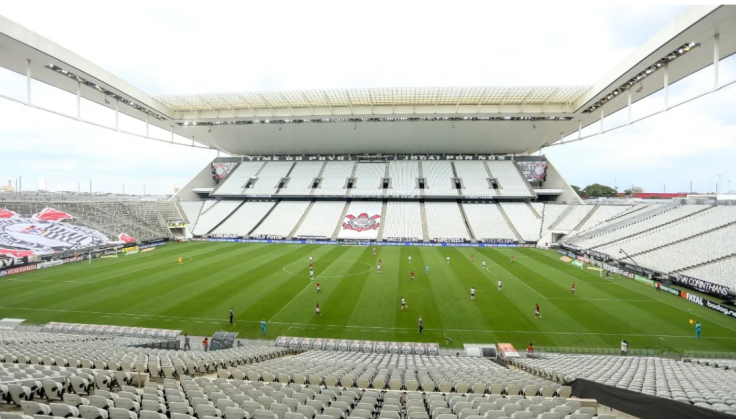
(154, 86), (591, 113)
(1, 6), (735, 155)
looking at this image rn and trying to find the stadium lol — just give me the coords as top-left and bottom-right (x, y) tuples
(1, 4), (736, 419)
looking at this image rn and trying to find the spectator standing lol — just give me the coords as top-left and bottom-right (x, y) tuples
(621, 339), (628, 355)
(229, 308), (234, 325)
(184, 334), (190, 350)
(527, 343), (534, 354)
(202, 337), (209, 352)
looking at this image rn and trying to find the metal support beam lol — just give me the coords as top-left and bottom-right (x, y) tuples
(26, 60), (31, 105)
(115, 100), (119, 131)
(145, 113), (149, 137)
(76, 82), (81, 121)
(713, 33), (720, 91)
(599, 106), (604, 134)
(627, 89), (632, 125)
(170, 126), (174, 143)
(663, 63), (669, 110)
(578, 120), (582, 140)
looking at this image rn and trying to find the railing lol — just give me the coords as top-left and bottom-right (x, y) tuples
(534, 345), (682, 358)
(684, 350), (736, 359)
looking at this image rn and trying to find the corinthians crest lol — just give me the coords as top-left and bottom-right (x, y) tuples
(342, 213), (380, 232)
(0, 207), (135, 255)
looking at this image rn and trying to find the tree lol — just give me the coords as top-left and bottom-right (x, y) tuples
(624, 186), (644, 196)
(571, 185), (583, 196)
(582, 183), (618, 198)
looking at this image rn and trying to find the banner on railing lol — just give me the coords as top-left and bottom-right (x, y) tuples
(673, 273), (731, 298)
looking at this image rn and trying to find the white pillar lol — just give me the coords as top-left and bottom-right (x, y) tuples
(578, 120), (582, 140)
(115, 100), (119, 131)
(627, 89), (632, 124)
(713, 34), (720, 91)
(76, 82), (81, 120)
(663, 64), (669, 110)
(170, 126), (174, 143)
(145, 113), (149, 138)
(26, 60), (31, 105)
(600, 106), (604, 134)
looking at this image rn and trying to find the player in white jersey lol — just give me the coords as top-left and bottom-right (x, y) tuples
(309, 256), (313, 262)
(408, 256), (412, 264)
(377, 264), (381, 274)
(446, 256), (450, 264)
(470, 287), (476, 301)
(310, 269), (314, 281)
(482, 261), (486, 270)
(400, 297), (408, 310)
(498, 280), (502, 291)
(372, 248), (376, 256)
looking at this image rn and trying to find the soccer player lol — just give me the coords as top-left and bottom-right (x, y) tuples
(497, 280), (502, 291)
(400, 297), (408, 310)
(410, 270), (415, 281)
(310, 269), (314, 281)
(526, 343), (534, 354)
(482, 261), (486, 270)
(309, 262), (313, 270)
(418, 316), (423, 334)
(178, 256), (182, 265)
(425, 265), (429, 275)
(261, 319), (266, 336)
(379, 259), (382, 266)
(446, 256), (450, 264)
(470, 287), (476, 301)
(377, 264), (381, 274)
(534, 304), (541, 319)
(309, 256), (313, 262)
(373, 247), (376, 256)
(229, 308), (234, 325)
(511, 255), (515, 263)
(695, 322), (701, 339)
(570, 283), (576, 294)
(316, 282), (321, 293)
(471, 254), (474, 262)
(316, 302), (321, 316)
(408, 256), (412, 264)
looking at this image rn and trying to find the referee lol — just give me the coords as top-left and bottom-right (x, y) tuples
(418, 316), (424, 334)
(229, 308), (234, 325)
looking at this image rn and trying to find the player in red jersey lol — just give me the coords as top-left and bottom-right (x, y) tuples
(570, 283), (576, 294)
(372, 247), (376, 256)
(534, 304), (541, 318)
(316, 282), (321, 293)
(511, 255), (515, 263)
(471, 254), (475, 262)
(315, 302), (321, 316)
(410, 270), (415, 281)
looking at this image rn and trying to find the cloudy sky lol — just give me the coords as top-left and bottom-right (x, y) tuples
(0, 2), (734, 194)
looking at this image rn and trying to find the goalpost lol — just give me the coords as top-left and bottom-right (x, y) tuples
(89, 247), (119, 263)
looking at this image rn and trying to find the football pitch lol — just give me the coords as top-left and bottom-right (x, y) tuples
(2, 241), (736, 353)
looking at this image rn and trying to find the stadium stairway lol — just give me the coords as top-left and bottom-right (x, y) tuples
(526, 202), (542, 219)
(376, 201), (388, 240)
(496, 203), (524, 243)
(331, 202), (350, 240)
(309, 162), (327, 196)
(287, 201), (316, 239)
(420, 202), (429, 241)
(204, 201), (246, 236)
(457, 202), (477, 242)
(246, 201), (281, 237)
(547, 204), (576, 231)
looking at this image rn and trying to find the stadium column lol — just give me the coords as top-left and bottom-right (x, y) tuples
(627, 89), (632, 125)
(115, 99), (119, 131)
(713, 33), (720, 91)
(663, 64), (669, 110)
(599, 106), (604, 134)
(77, 81), (81, 121)
(145, 113), (149, 138)
(26, 59), (31, 105)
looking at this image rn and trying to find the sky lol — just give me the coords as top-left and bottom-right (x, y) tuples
(0, 2), (734, 194)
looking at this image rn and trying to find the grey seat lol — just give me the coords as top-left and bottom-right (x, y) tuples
(108, 408), (136, 419)
(79, 406), (109, 419)
(50, 403), (79, 418)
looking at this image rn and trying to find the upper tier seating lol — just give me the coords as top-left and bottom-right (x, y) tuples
(486, 161), (533, 197)
(192, 201), (242, 236)
(571, 205), (631, 234)
(513, 354), (736, 414)
(214, 163), (264, 195)
(552, 205), (594, 231)
(179, 201), (204, 226)
(454, 161), (494, 197)
(337, 201), (383, 240)
(499, 203), (541, 242)
(244, 163), (294, 196)
(422, 162), (457, 196)
(529, 203), (544, 218)
(381, 201), (423, 241)
(293, 201), (345, 239)
(540, 205), (570, 232)
(680, 258), (736, 293)
(351, 163), (386, 197)
(210, 201), (276, 237)
(316, 162), (355, 196)
(462, 204), (516, 241)
(424, 203), (470, 241)
(387, 161), (419, 197)
(251, 201), (312, 238)
(279, 163), (324, 196)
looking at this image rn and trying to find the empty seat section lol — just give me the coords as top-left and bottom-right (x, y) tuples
(352, 163), (386, 197)
(293, 201), (346, 239)
(245, 162), (294, 196)
(541, 204), (570, 232)
(279, 162), (324, 195)
(574, 205), (631, 233)
(422, 161), (457, 196)
(553, 205), (594, 231)
(486, 161), (532, 197)
(382, 202), (423, 241)
(214, 162), (265, 195)
(338, 201), (383, 240)
(387, 161), (419, 197)
(179, 201), (204, 227)
(454, 161), (494, 197)
(681, 258), (736, 293)
(462, 203), (516, 241)
(192, 201), (243, 236)
(251, 201), (312, 238)
(425, 203), (470, 241)
(210, 201), (276, 237)
(499, 203), (541, 242)
(317, 162), (355, 196)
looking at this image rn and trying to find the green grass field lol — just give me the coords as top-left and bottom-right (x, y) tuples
(1, 241), (735, 353)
